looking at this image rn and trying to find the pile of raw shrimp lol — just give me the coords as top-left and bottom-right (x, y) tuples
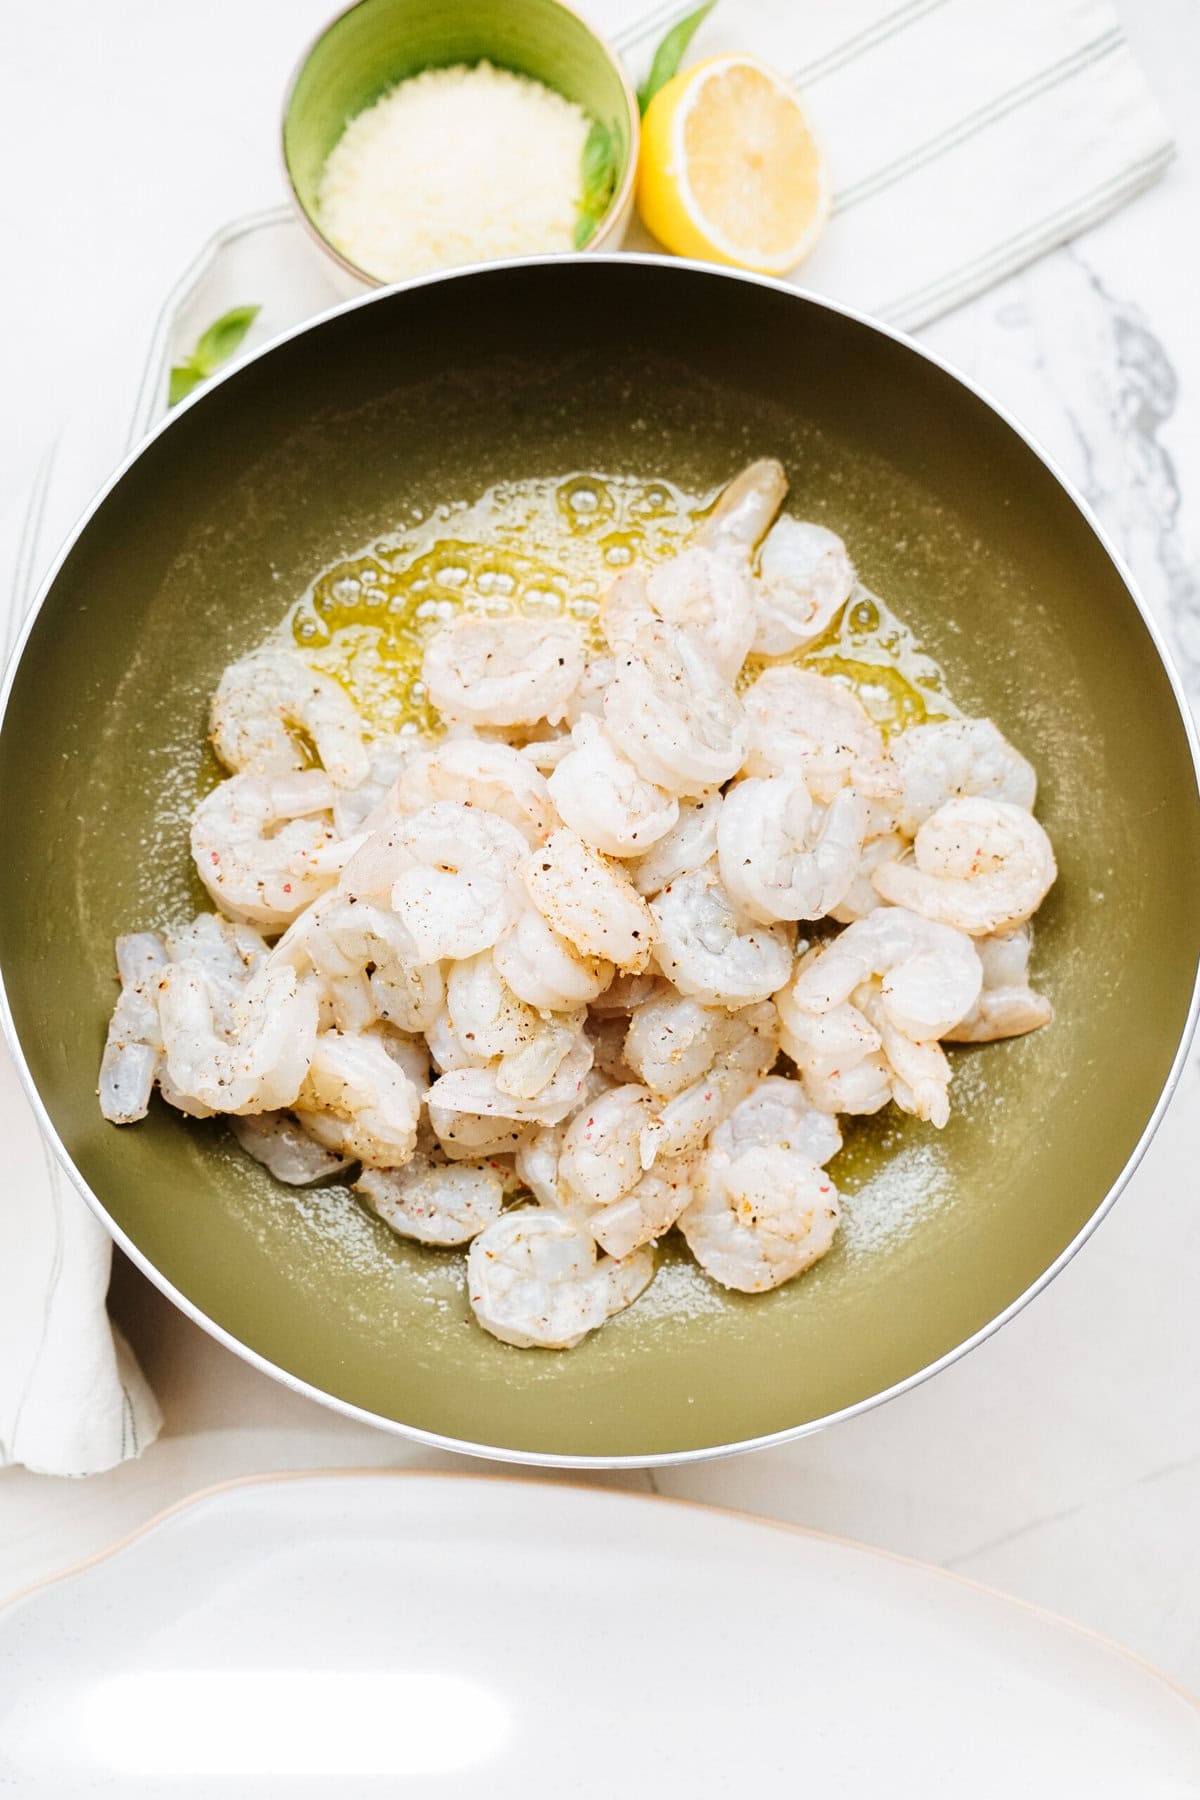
(100, 458), (1057, 1350)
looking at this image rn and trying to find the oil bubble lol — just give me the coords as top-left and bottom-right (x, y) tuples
(522, 585), (564, 616)
(282, 473), (953, 742)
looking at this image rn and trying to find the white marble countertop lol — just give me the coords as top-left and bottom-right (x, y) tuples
(2, 0), (1198, 1696)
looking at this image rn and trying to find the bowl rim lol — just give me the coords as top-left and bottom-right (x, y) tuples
(279, 0), (642, 287)
(2, 253), (1198, 1469)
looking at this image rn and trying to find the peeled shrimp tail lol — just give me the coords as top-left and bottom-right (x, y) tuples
(98, 932), (168, 1124)
(693, 458), (788, 557)
(230, 1112), (355, 1184)
(943, 923), (1053, 1041)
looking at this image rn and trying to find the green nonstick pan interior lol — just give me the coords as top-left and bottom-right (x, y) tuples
(2, 259), (1197, 1463)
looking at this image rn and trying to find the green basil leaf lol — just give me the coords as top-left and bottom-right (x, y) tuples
(576, 120), (618, 245)
(168, 361), (204, 407)
(581, 120), (614, 198)
(637, 0), (716, 114)
(168, 305), (261, 407)
(191, 304), (261, 377)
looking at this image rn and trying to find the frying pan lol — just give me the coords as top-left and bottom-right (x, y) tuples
(2, 256), (1197, 1464)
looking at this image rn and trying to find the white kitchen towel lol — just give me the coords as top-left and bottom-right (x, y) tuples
(0, 0), (1172, 1476)
(606, 0), (1173, 327)
(0, 433), (164, 1478)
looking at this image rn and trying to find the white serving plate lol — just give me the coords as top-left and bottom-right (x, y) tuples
(0, 1472), (1194, 1796)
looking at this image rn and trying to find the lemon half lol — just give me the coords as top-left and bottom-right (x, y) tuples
(637, 54), (830, 276)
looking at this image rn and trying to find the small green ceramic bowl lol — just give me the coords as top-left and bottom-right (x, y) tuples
(282, 0), (640, 291)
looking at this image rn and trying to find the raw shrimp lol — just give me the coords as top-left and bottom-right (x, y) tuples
(427, 1036), (594, 1128)
(558, 1084), (655, 1207)
(158, 963), (319, 1115)
(751, 518), (856, 655)
(710, 1075), (842, 1168)
(426, 1004), (488, 1073)
(229, 1112), (354, 1184)
(295, 1027), (421, 1168)
(519, 733), (573, 773)
(548, 716), (679, 857)
(681, 1145), (840, 1292)
(98, 933), (169, 1123)
(148, 915), (273, 1117)
(445, 952), (543, 1060)
(599, 569), (655, 653)
(650, 865), (794, 1008)
(341, 801), (527, 961)
(210, 645), (369, 787)
(523, 828), (655, 971)
(494, 905), (614, 1009)
(777, 967), (892, 1117)
(603, 546), (755, 683)
(497, 1014), (586, 1102)
(309, 894), (444, 1036)
(637, 1000), (779, 1166)
(165, 912), (268, 992)
(332, 734), (416, 837)
(428, 1104), (530, 1161)
(742, 666), (898, 806)
(855, 984), (953, 1127)
(433, 986), (582, 1102)
(872, 797), (1057, 936)
(588, 971), (660, 1017)
(693, 457), (787, 560)
(563, 654), (617, 725)
(643, 549), (757, 681)
(891, 718), (1037, 835)
(788, 906), (982, 1042)
(514, 1119), (575, 1211)
(638, 1064), (753, 1166)
(624, 991), (734, 1098)
(828, 832), (906, 924)
(423, 616), (584, 727)
(467, 1208), (654, 1349)
(629, 796), (722, 898)
(590, 1156), (695, 1260)
(378, 1027), (432, 1097)
(273, 894), (437, 1037)
(319, 970), (376, 1034)
(604, 622), (747, 797)
(945, 923), (1053, 1042)
(717, 776), (868, 923)
(391, 737), (557, 845)
(356, 1153), (505, 1245)
(511, 1073), (614, 1221)
(191, 770), (341, 931)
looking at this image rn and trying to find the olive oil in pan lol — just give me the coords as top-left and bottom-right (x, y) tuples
(281, 473), (954, 736)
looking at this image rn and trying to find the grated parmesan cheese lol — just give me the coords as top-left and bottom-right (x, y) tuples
(317, 61), (593, 281)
